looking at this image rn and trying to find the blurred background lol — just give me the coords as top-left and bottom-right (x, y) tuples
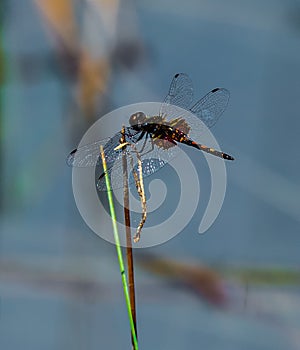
(1, 0), (300, 349)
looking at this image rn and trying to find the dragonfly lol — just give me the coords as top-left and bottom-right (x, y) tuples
(67, 73), (234, 241)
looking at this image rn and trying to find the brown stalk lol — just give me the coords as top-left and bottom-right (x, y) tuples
(121, 127), (138, 347)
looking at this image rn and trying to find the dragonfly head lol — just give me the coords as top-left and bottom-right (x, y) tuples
(129, 112), (147, 127)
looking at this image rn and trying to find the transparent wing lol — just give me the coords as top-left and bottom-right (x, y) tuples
(67, 125), (178, 191)
(68, 75), (230, 190)
(160, 74), (229, 132)
(159, 73), (193, 117)
(161, 88), (229, 140)
(96, 137), (179, 191)
(190, 87), (230, 128)
(66, 127), (141, 167)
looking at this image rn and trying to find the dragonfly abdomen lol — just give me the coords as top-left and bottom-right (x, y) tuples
(184, 139), (234, 160)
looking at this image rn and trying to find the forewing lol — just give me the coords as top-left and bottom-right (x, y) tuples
(190, 88), (230, 128)
(97, 136), (179, 191)
(159, 73), (193, 117)
(66, 128), (140, 167)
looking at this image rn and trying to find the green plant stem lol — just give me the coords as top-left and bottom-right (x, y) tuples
(100, 146), (139, 350)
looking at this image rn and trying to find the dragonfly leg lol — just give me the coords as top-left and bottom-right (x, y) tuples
(138, 133), (155, 156)
(136, 131), (146, 142)
(137, 131), (149, 154)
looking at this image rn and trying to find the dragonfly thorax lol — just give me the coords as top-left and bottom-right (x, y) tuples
(129, 112), (147, 128)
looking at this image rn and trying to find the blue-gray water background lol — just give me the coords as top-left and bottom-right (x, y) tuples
(0, 0), (300, 349)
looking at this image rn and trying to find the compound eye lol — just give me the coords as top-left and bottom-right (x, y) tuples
(129, 112), (146, 125)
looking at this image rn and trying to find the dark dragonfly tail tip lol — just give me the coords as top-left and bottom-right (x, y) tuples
(223, 153), (234, 161)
